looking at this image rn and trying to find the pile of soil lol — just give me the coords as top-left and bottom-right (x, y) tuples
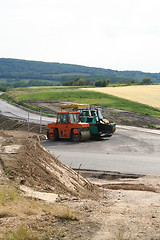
(0, 130), (97, 198)
(0, 114), (47, 134)
(25, 100), (160, 128)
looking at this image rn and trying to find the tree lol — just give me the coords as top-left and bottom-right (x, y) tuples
(63, 78), (89, 86)
(63, 81), (73, 86)
(75, 78), (87, 86)
(141, 78), (152, 85)
(95, 79), (110, 87)
(125, 80), (138, 85)
(0, 86), (7, 92)
(13, 81), (28, 88)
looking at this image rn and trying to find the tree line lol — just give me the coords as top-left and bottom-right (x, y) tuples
(0, 77), (153, 91)
(63, 78), (153, 87)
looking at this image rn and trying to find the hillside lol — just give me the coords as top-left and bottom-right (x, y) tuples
(0, 58), (160, 87)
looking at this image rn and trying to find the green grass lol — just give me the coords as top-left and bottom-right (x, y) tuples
(1, 87), (160, 118)
(14, 85), (80, 91)
(148, 123), (159, 129)
(0, 93), (14, 102)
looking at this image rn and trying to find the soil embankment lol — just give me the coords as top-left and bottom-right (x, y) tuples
(0, 130), (96, 198)
(0, 114), (47, 133)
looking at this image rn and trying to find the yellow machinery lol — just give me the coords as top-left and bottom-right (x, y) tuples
(61, 104), (91, 110)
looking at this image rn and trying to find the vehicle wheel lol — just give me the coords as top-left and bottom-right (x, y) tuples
(95, 135), (101, 141)
(71, 132), (81, 142)
(47, 129), (50, 139)
(54, 129), (59, 141)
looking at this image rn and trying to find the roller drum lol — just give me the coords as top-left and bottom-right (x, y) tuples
(80, 130), (90, 141)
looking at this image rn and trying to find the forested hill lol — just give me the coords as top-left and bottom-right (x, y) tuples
(0, 58), (160, 87)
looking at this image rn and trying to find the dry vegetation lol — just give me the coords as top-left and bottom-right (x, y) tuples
(0, 183), (79, 240)
(0, 130), (97, 239)
(1, 174), (160, 240)
(1, 130), (160, 239)
(84, 85), (160, 109)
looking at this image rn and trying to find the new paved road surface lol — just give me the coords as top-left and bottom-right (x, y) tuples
(0, 98), (55, 124)
(43, 126), (160, 175)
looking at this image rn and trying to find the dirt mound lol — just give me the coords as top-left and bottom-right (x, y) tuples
(0, 114), (47, 134)
(0, 130), (97, 198)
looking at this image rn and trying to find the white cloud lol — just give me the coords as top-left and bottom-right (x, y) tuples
(1, 0), (160, 72)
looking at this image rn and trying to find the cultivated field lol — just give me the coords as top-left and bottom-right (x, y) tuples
(1, 85), (160, 118)
(83, 85), (160, 109)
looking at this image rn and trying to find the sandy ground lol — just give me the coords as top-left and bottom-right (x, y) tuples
(0, 130), (160, 239)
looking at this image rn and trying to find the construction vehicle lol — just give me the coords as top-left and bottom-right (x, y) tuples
(61, 104), (116, 139)
(47, 111), (90, 142)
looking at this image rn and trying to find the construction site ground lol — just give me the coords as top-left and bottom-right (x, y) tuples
(0, 98), (160, 239)
(0, 127), (160, 239)
(25, 99), (160, 129)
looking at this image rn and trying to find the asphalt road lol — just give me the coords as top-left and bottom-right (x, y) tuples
(0, 96), (160, 175)
(0, 98), (55, 124)
(43, 127), (160, 175)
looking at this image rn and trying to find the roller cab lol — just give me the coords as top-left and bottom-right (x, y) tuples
(47, 111), (90, 142)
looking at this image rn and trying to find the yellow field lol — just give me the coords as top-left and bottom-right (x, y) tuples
(83, 85), (160, 109)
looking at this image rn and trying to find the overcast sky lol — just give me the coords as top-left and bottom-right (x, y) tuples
(1, 0), (160, 73)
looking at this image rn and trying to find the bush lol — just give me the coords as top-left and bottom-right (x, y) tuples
(95, 79), (110, 87)
(0, 86), (7, 92)
(141, 78), (152, 85)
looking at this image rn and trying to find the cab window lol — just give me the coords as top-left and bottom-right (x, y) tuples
(58, 113), (69, 124)
(91, 110), (97, 116)
(82, 110), (90, 116)
(97, 109), (103, 120)
(70, 113), (79, 123)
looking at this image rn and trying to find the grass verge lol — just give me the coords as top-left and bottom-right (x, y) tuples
(1, 87), (160, 118)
